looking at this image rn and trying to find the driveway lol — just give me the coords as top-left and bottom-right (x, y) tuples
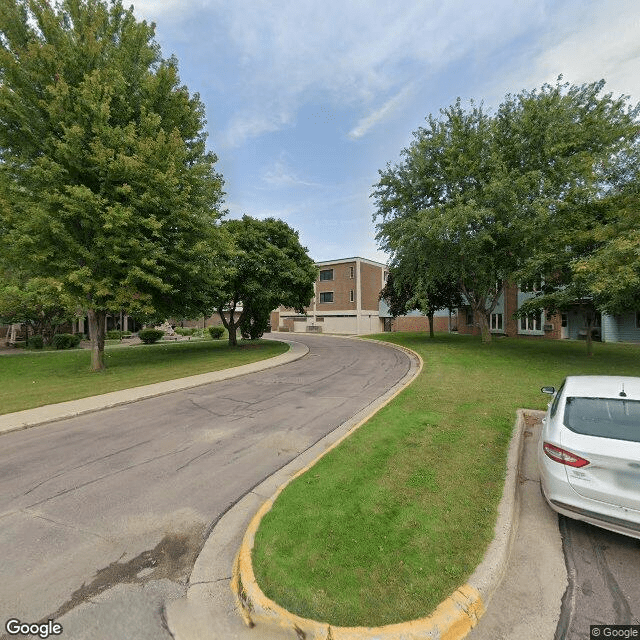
(0, 334), (411, 640)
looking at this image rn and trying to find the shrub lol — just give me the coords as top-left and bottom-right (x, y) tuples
(138, 328), (164, 344)
(106, 330), (133, 339)
(30, 335), (44, 349)
(175, 327), (198, 336)
(52, 333), (82, 349)
(208, 325), (225, 339)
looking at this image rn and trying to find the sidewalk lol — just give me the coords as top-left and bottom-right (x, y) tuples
(0, 339), (308, 436)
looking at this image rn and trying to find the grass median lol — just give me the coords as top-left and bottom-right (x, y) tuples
(0, 338), (288, 415)
(252, 332), (640, 627)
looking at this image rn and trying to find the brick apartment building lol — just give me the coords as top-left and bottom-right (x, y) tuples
(271, 257), (389, 335)
(456, 281), (640, 343)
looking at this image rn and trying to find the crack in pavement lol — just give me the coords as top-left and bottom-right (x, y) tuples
(18, 439), (155, 498)
(20, 510), (112, 541)
(24, 446), (193, 509)
(0, 524), (207, 640)
(175, 448), (215, 472)
(589, 529), (634, 624)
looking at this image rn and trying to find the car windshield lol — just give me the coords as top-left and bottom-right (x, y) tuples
(564, 397), (640, 443)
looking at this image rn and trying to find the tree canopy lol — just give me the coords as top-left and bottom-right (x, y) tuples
(211, 216), (316, 346)
(374, 79), (640, 344)
(0, 277), (77, 344)
(374, 99), (523, 341)
(379, 240), (461, 337)
(0, 0), (227, 368)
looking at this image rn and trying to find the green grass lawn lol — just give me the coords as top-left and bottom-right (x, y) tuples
(0, 339), (288, 415)
(252, 333), (640, 627)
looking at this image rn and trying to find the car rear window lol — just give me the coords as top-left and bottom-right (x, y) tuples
(564, 397), (640, 443)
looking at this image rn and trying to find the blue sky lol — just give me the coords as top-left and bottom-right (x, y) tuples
(131, 0), (640, 263)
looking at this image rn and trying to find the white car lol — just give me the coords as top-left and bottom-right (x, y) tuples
(538, 375), (640, 539)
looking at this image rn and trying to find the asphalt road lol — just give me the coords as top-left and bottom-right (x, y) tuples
(0, 334), (410, 640)
(555, 516), (640, 640)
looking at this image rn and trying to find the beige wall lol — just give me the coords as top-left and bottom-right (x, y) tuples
(275, 257), (387, 334)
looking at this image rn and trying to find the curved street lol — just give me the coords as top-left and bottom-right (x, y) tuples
(0, 334), (410, 640)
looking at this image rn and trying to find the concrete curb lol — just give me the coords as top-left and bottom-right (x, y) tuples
(232, 386), (528, 639)
(0, 339), (308, 436)
(165, 338), (422, 640)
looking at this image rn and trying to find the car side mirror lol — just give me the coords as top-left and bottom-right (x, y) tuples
(541, 386), (555, 395)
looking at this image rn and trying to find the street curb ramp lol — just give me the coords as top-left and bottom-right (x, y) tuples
(232, 351), (529, 639)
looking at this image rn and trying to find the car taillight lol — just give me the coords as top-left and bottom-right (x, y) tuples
(543, 442), (590, 468)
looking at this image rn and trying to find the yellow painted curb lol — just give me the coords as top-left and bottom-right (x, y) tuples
(230, 338), (525, 639)
(231, 341), (492, 639)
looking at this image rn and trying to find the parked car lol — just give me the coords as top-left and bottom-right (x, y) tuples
(538, 375), (640, 539)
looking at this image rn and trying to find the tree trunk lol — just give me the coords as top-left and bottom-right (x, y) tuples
(87, 309), (106, 371)
(585, 314), (594, 357)
(475, 307), (492, 343)
(218, 308), (238, 347)
(227, 319), (237, 346)
(428, 311), (434, 338)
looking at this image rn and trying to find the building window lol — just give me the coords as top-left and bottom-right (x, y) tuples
(350, 290), (354, 302)
(466, 310), (474, 326)
(490, 313), (503, 331)
(349, 266), (354, 278)
(383, 270), (389, 282)
(319, 269), (333, 281)
(520, 312), (542, 332)
(319, 292), (334, 303)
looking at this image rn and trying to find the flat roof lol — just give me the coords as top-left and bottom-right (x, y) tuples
(315, 257), (388, 268)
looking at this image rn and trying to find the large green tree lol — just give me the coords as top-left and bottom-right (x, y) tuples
(375, 80), (639, 344)
(212, 216), (316, 347)
(379, 243), (461, 338)
(502, 81), (640, 354)
(0, 0), (226, 369)
(374, 100), (522, 342)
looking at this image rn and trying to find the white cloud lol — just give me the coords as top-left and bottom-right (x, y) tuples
(131, 0), (204, 22)
(221, 110), (293, 149)
(482, 0), (640, 108)
(214, 0), (545, 143)
(532, 1), (640, 101)
(261, 154), (321, 188)
(348, 85), (414, 139)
